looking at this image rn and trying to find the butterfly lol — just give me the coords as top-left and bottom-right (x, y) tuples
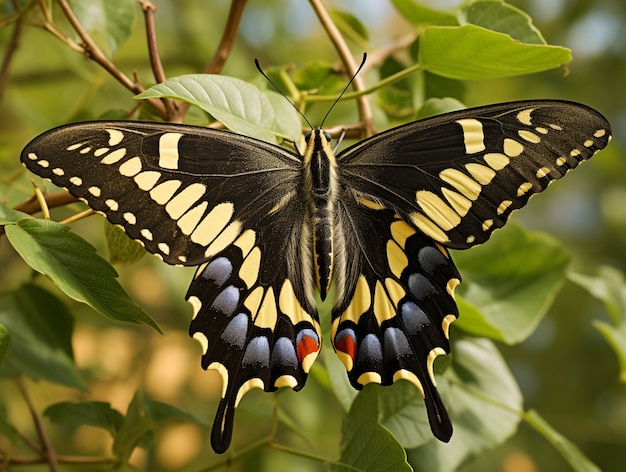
(20, 99), (611, 453)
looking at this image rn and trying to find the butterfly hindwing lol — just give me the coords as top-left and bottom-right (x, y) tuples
(338, 100), (612, 249)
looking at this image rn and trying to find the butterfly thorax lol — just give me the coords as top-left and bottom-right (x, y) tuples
(302, 129), (339, 301)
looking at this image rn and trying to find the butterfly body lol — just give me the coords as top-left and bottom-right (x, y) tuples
(20, 100), (611, 453)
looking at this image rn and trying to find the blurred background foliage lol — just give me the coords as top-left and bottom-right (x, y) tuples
(0, 0), (625, 471)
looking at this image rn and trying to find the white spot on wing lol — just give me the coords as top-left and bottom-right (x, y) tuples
(158, 133), (183, 170)
(456, 118), (485, 154)
(106, 129), (124, 146)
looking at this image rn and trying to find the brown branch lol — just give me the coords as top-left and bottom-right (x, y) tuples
(15, 378), (58, 472)
(14, 190), (78, 216)
(53, 0), (167, 118)
(0, 1), (27, 103)
(308, 0), (374, 137)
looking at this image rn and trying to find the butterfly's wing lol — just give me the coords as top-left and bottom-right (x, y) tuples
(338, 100), (612, 249)
(331, 100), (611, 440)
(21, 122), (321, 453)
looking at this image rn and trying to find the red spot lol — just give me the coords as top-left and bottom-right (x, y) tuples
(335, 334), (357, 361)
(296, 335), (319, 362)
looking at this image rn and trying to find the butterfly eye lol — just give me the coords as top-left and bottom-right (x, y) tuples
(323, 131), (331, 142)
(304, 131), (312, 141)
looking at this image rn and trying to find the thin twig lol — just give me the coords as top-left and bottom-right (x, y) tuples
(14, 190), (78, 215)
(53, 0), (167, 118)
(308, 0), (374, 137)
(138, 0), (180, 121)
(15, 378), (58, 472)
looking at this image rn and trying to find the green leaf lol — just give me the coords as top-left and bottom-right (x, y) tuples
(68, 0), (137, 56)
(453, 224), (570, 344)
(419, 25), (571, 80)
(4, 217), (159, 331)
(378, 56), (417, 120)
(569, 266), (626, 381)
(104, 221), (146, 265)
(136, 75), (299, 143)
(458, 0), (546, 45)
(142, 399), (207, 425)
(524, 410), (602, 472)
(263, 89), (303, 142)
(330, 387), (411, 472)
(416, 97), (466, 120)
(408, 338), (523, 471)
(325, 347), (358, 412)
(0, 201), (28, 225)
(391, 0), (457, 26)
(44, 401), (124, 435)
(330, 9), (369, 43)
(0, 285), (86, 389)
(113, 392), (154, 461)
(0, 323), (9, 364)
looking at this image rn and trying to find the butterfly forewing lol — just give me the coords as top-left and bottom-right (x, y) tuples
(338, 101), (612, 249)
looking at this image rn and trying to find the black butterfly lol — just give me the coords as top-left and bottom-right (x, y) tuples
(20, 100), (611, 453)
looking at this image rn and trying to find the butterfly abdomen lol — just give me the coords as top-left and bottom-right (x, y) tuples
(302, 130), (340, 300)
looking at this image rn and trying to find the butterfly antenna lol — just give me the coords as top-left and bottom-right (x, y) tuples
(254, 58), (314, 130)
(319, 52), (367, 128)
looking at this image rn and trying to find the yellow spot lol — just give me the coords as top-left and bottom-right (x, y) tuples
(106, 129), (124, 146)
(123, 212), (136, 225)
(384, 278), (405, 308)
(442, 314), (457, 338)
(27, 152), (38, 160)
(517, 182), (533, 196)
(235, 378), (264, 407)
(594, 129), (606, 138)
(274, 375), (298, 388)
(94, 148), (109, 157)
(482, 219), (493, 231)
(416, 190), (461, 230)
(340, 275), (371, 324)
(134, 171), (161, 190)
(239, 247), (261, 288)
(150, 180), (182, 204)
(373, 280), (394, 325)
(410, 212), (449, 244)
(466, 235), (475, 244)
(244, 286), (264, 317)
(427, 347), (446, 387)
(69, 176), (82, 186)
(465, 163), (496, 185)
(535, 127), (549, 134)
(301, 350), (320, 373)
(100, 148), (127, 164)
(207, 362), (229, 398)
(536, 167), (551, 178)
(192, 331), (209, 354)
(456, 118), (485, 154)
(484, 152), (509, 170)
(188, 295), (202, 319)
(393, 370), (425, 397)
(442, 188), (472, 217)
(141, 228), (153, 241)
(584, 139), (594, 148)
(357, 372), (382, 386)
(390, 220), (415, 248)
(79, 147), (92, 154)
(88, 186), (101, 197)
(439, 169), (481, 200)
(570, 149), (581, 157)
(335, 349), (354, 372)
(158, 242), (170, 255)
(386, 240), (408, 278)
(67, 143), (82, 151)
(177, 202), (208, 235)
(37, 160), (49, 168)
(556, 156), (567, 166)
(119, 156), (142, 176)
(518, 130), (541, 143)
(253, 287), (278, 330)
(279, 279), (310, 325)
(497, 200), (513, 215)
(503, 138), (524, 157)
(357, 197), (387, 210)
(516, 108), (534, 126)
(190, 202), (234, 246)
(158, 133), (183, 170)
(105, 199), (119, 211)
(165, 183), (206, 219)
(446, 278), (460, 298)
(234, 229), (256, 256)
(204, 220), (242, 258)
